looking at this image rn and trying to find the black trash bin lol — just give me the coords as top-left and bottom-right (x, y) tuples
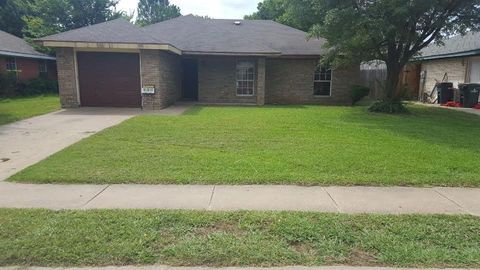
(459, 83), (480, 108)
(436, 82), (454, 104)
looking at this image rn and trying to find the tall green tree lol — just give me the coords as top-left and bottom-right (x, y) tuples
(244, 0), (316, 31)
(70, 0), (124, 29)
(136, 0), (181, 26)
(308, 0), (480, 111)
(22, 0), (124, 39)
(244, 0), (287, 20)
(0, 0), (30, 37)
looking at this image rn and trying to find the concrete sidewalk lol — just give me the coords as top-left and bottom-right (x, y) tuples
(0, 182), (479, 215)
(1, 265), (477, 270)
(416, 102), (480, 116)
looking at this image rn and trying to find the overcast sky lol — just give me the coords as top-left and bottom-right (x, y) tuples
(117, 0), (262, 19)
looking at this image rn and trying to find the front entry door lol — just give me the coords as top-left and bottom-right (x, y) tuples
(182, 59), (198, 100)
(470, 60), (480, 83)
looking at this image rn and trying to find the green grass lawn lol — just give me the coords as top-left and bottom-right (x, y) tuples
(0, 94), (60, 125)
(0, 209), (478, 267)
(9, 104), (480, 186)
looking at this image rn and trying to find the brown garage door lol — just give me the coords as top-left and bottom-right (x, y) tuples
(77, 52), (141, 107)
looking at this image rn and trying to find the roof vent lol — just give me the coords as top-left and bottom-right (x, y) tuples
(234, 21), (241, 25)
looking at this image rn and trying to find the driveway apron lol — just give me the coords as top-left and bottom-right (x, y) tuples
(0, 107), (139, 181)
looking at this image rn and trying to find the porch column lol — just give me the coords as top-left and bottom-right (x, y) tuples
(257, 57), (266, 105)
(140, 49), (162, 110)
(56, 48), (80, 108)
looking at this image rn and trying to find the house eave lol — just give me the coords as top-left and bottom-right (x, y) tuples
(413, 49), (480, 62)
(276, 54), (322, 59)
(0, 50), (55, 60)
(182, 51), (281, 57)
(38, 41), (182, 55)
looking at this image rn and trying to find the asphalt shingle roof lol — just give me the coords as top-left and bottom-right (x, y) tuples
(0, 30), (53, 59)
(417, 32), (480, 60)
(38, 16), (325, 56)
(38, 19), (166, 45)
(145, 15), (326, 55)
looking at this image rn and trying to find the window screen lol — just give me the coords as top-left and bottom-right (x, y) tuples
(236, 61), (255, 96)
(314, 67), (332, 96)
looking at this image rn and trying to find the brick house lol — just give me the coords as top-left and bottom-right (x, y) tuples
(37, 16), (360, 109)
(414, 31), (480, 100)
(0, 30), (56, 81)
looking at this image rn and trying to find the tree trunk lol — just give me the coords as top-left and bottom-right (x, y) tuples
(385, 61), (402, 102)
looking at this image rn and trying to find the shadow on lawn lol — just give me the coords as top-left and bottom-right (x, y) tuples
(340, 105), (480, 152)
(185, 103), (480, 153)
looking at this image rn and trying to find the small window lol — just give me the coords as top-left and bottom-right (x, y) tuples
(39, 60), (48, 73)
(314, 66), (332, 96)
(236, 60), (255, 96)
(6, 57), (16, 71)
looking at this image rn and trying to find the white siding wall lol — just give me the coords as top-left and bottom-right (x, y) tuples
(420, 58), (467, 96)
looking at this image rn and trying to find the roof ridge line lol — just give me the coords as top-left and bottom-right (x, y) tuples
(137, 25), (168, 45)
(206, 19), (280, 54)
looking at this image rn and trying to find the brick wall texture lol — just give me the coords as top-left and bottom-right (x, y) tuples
(197, 56), (360, 105)
(0, 57), (5, 74)
(55, 49), (361, 108)
(256, 58), (266, 105)
(15, 58), (40, 81)
(198, 56), (257, 104)
(140, 50), (182, 109)
(0, 56), (57, 82)
(266, 58), (360, 105)
(55, 48), (79, 108)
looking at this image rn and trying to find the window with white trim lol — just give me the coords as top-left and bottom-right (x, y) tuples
(314, 66), (332, 96)
(6, 57), (16, 71)
(236, 60), (255, 96)
(39, 60), (48, 73)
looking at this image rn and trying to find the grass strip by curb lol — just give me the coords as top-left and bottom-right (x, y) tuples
(1, 209), (479, 268)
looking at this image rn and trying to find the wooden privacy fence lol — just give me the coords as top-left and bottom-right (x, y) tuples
(360, 60), (421, 100)
(360, 61), (386, 99)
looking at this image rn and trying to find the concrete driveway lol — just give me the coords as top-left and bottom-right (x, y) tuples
(0, 107), (140, 181)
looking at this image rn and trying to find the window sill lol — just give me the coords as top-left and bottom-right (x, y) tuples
(313, 95), (332, 98)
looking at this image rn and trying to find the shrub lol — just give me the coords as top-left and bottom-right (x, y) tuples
(351, 85), (370, 105)
(0, 72), (18, 97)
(20, 78), (58, 96)
(368, 100), (408, 114)
(0, 75), (58, 97)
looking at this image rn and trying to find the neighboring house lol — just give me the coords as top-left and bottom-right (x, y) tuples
(414, 31), (480, 99)
(0, 30), (56, 81)
(36, 15), (360, 109)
